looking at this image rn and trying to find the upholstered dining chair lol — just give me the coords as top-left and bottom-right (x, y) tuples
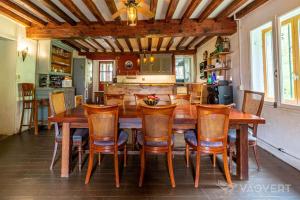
(104, 94), (125, 107)
(184, 105), (232, 188)
(49, 92), (88, 171)
(84, 104), (128, 188)
(168, 94), (191, 105)
(228, 90), (264, 171)
(74, 95), (83, 107)
(138, 104), (177, 188)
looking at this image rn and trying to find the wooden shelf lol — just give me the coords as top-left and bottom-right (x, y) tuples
(204, 67), (231, 72)
(52, 52), (70, 59)
(52, 61), (70, 67)
(209, 52), (232, 59)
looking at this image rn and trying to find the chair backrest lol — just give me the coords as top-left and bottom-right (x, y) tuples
(134, 93), (155, 108)
(49, 92), (66, 115)
(74, 95), (83, 107)
(140, 104), (176, 147)
(196, 105), (230, 147)
(242, 90), (264, 116)
(169, 94), (191, 105)
(84, 104), (119, 145)
(20, 83), (35, 101)
(105, 94), (125, 107)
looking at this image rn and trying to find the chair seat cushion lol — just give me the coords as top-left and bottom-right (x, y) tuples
(184, 130), (223, 147)
(94, 130), (128, 146)
(228, 129), (257, 142)
(137, 131), (174, 147)
(56, 128), (89, 142)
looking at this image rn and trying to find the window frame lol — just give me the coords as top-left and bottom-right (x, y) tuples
(99, 61), (114, 83)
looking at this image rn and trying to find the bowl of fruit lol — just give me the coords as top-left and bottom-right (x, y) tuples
(143, 95), (160, 106)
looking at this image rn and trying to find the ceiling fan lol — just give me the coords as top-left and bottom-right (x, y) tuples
(112, 0), (155, 26)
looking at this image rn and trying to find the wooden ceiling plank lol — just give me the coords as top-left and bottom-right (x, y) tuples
(41, 0), (76, 26)
(82, 0), (105, 24)
(65, 40), (89, 52)
(176, 37), (188, 50)
(125, 38), (133, 52)
(149, 0), (158, 22)
(0, 5), (31, 27)
(105, 0), (121, 21)
(148, 38), (152, 51)
(75, 40), (93, 52)
(59, 0), (90, 24)
(185, 36), (200, 50)
(90, 38), (106, 52)
(61, 40), (81, 52)
(114, 39), (124, 52)
(156, 37), (163, 51)
(0, 1), (47, 26)
(181, 0), (202, 22)
(198, 0), (224, 23)
(166, 38), (174, 51)
(166, 0), (179, 21)
(20, 0), (62, 25)
(236, 0), (269, 19)
(83, 39), (100, 52)
(26, 19), (237, 39)
(104, 38), (116, 52)
(137, 38), (143, 52)
(216, 0), (248, 19)
(194, 36), (214, 49)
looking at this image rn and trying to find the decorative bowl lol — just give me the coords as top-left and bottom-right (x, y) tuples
(143, 96), (160, 106)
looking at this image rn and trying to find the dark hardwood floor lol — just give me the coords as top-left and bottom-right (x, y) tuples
(0, 129), (299, 200)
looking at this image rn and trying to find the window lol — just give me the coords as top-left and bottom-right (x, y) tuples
(279, 13), (300, 105)
(99, 61), (114, 82)
(175, 56), (192, 82)
(250, 22), (275, 101)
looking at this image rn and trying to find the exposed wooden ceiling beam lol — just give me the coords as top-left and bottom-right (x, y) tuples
(215, 0), (248, 19)
(137, 38), (143, 52)
(67, 40), (89, 52)
(105, 0), (121, 21)
(82, 0), (105, 24)
(236, 0), (269, 19)
(41, 0), (76, 26)
(156, 37), (163, 51)
(0, 1), (47, 26)
(194, 36), (214, 49)
(176, 37), (188, 50)
(27, 19), (237, 39)
(90, 38), (106, 52)
(149, 0), (158, 22)
(198, 0), (224, 23)
(148, 38), (152, 51)
(0, 5), (31, 27)
(181, 0), (202, 22)
(77, 39), (96, 51)
(166, 38), (174, 51)
(165, 0), (179, 22)
(125, 38), (133, 52)
(114, 39), (124, 52)
(59, 0), (90, 25)
(61, 40), (81, 52)
(20, 0), (62, 25)
(185, 37), (200, 50)
(104, 38), (115, 52)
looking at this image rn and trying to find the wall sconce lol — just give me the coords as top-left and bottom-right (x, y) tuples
(149, 54), (155, 63)
(18, 47), (29, 62)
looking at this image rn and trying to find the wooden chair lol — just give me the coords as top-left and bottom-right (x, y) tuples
(84, 104), (128, 187)
(169, 94), (191, 105)
(49, 92), (88, 171)
(19, 83), (36, 134)
(104, 94), (125, 107)
(138, 104), (177, 188)
(74, 95), (83, 107)
(134, 93), (155, 108)
(229, 90), (264, 171)
(184, 105), (232, 188)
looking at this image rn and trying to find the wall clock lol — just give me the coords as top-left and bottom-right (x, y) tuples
(124, 60), (134, 70)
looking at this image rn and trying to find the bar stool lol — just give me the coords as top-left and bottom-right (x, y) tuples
(38, 98), (52, 130)
(19, 83), (37, 134)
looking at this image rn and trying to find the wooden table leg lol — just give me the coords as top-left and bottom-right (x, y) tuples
(61, 122), (70, 178)
(236, 124), (249, 180)
(34, 101), (38, 135)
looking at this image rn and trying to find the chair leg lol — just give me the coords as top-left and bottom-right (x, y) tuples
(78, 146), (82, 172)
(167, 151), (176, 188)
(19, 105), (25, 134)
(194, 151), (200, 188)
(229, 146), (233, 172)
(124, 145), (127, 167)
(114, 149), (120, 188)
(213, 153), (216, 167)
(132, 129), (136, 150)
(50, 142), (58, 170)
(85, 149), (94, 184)
(98, 153), (101, 166)
(222, 151), (233, 188)
(29, 106), (33, 130)
(138, 147), (145, 187)
(253, 145), (260, 171)
(185, 143), (190, 168)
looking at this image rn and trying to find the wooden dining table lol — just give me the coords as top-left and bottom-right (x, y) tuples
(48, 104), (265, 180)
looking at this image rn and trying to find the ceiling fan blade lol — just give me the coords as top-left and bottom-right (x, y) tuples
(138, 8), (154, 18)
(112, 8), (126, 19)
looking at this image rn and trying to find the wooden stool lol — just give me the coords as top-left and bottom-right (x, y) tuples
(38, 98), (51, 130)
(19, 83), (38, 135)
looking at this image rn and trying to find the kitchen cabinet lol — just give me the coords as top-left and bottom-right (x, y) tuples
(140, 54), (172, 75)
